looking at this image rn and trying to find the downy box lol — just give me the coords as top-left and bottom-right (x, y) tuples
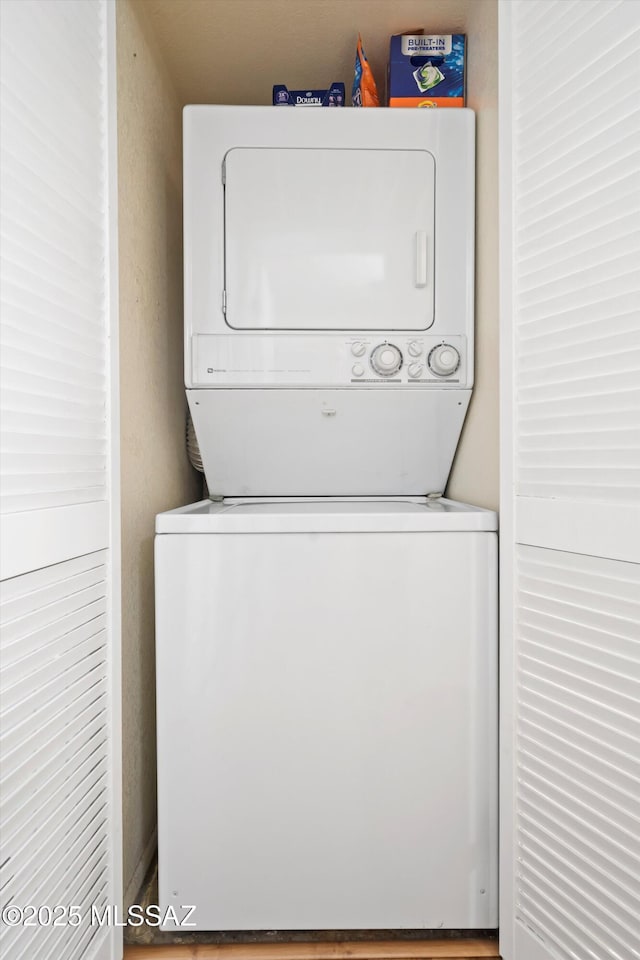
(273, 83), (345, 107)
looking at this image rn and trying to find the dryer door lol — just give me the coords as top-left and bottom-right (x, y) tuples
(223, 147), (435, 331)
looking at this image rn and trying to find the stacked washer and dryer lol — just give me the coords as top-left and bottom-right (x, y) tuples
(155, 107), (497, 932)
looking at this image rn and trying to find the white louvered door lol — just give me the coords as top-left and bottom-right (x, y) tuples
(0, 2), (121, 960)
(499, 2), (640, 960)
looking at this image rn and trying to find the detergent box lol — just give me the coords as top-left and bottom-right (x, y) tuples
(388, 34), (466, 107)
(273, 83), (345, 107)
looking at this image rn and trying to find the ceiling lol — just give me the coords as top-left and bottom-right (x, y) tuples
(132, 0), (477, 106)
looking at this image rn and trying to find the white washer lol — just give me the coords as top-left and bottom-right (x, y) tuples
(184, 107), (475, 497)
(155, 497), (497, 931)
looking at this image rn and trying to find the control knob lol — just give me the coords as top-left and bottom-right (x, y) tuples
(407, 341), (423, 357)
(408, 363), (423, 379)
(428, 343), (460, 377)
(370, 343), (403, 377)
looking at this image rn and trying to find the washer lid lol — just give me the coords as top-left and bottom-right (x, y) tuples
(156, 498), (497, 534)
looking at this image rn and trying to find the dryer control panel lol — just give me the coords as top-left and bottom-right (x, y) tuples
(192, 334), (470, 388)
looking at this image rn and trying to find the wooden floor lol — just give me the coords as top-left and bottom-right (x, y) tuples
(123, 939), (500, 959)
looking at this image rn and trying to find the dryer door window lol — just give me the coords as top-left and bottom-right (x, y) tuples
(223, 147), (435, 331)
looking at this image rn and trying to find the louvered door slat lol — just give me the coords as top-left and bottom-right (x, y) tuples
(0, 0), (109, 520)
(520, 89), (639, 168)
(36, 859), (109, 960)
(1, 330), (106, 377)
(1, 368), (106, 410)
(1, 767), (108, 910)
(500, 5), (640, 936)
(1, 305), (106, 354)
(519, 596), (638, 639)
(518, 786), (640, 892)
(521, 671), (637, 739)
(5, 819), (107, 960)
(1, 706), (107, 826)
(518, 795), (639, 899)
(2, 646), (105, 742)
(520, 621), (639, 673)
(519, 765), (636, 860)
(1, 594), (105, 659)
(1, 173), (102, 271)
(520, 198), (639, 258)
(0, 666), (104, 762)
(521, 327), (640, 367)
(2, 630), (106, 714)
(2, 574), (106, 632)
(519, 698), (640, 773)
(511, 0), (640, 508)
(519, 563), (640, 603)
(0, 768), (108, 957)
(520, 348), (640, 386)
(27, 858), (108, 960)
(519, 718), (639, 807)
(521, 641), (639, 701)
(1, 3), (118, 958)
(517, 876), (630, 960)
(515, 545), (640, 960)
(519, 742), (639, 829)
(520, 687), (638, 770)
(0, 549), (114, 959)
(519, 829), (639, 945)
(0, 390), (106, 425)
(1, 489), (107, 516)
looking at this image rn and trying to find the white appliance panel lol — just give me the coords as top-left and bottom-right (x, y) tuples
(155, 496), (498, 534)
(187, 388), (471, 497)
(192, 334), (469, 387)
(184, 106), (475, 367)
(156, 512), (498, 930)
(224, 148), (435, 331)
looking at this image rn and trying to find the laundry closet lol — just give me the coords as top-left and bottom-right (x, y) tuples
(2, 1), (637, 959)
(116, 1), (500, 921)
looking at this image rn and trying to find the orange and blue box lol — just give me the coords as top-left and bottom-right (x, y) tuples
(388, 34), (466, 108)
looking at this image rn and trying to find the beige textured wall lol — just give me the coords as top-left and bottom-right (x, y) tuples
(445, 0), (499, 509)
(116, 0), (202, 903)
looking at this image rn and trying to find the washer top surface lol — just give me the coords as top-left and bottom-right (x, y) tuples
(156, 497), (497, 534)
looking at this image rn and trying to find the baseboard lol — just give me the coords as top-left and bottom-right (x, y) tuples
(124, 827), (157, 912)
(124, 940), (500, 959)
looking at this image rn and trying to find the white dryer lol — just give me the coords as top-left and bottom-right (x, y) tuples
(155, 497), (497, 931)
(184, 107), (475, 497)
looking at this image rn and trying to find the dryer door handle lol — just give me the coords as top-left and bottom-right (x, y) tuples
(415, 231), (428, 288)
